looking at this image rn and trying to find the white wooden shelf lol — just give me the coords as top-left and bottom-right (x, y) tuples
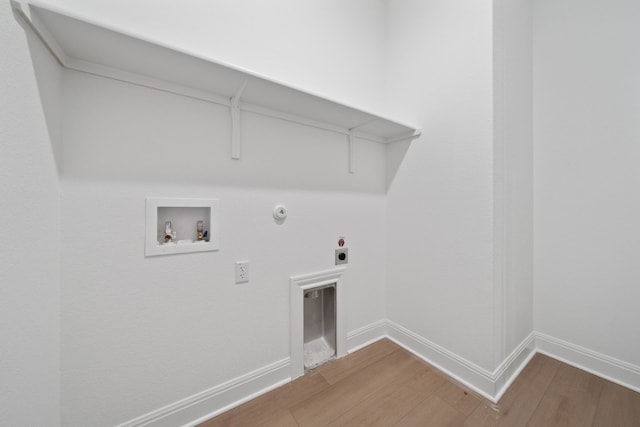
(13, 0), (421, 172)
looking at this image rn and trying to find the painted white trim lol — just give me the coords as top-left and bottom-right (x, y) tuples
(114, 318), (382, 427)
(115, 358), (290, 427)
(387, 321), (496, 400)
(113, 326), (640, 426)
(385, 326), (640, 403)
(346, 319), (387, 353)
(290, 267), (347, 379)
(535, 332), (640, 394)
(386, 321), (536, 402)
(492, 333), (536, 401)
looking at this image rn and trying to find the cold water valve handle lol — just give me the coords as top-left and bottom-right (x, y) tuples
(197, 220), (204, 241)
(164, 221), (176, 242)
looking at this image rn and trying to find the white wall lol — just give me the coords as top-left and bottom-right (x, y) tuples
(53, 0), (390, 421)
(534, 0), (640, 366)
(385, 0), (496, 371)
(59, 73), (388, 425)
(0, 2), (62, 425)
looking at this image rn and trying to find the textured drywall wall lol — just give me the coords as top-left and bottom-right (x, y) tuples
(385, 0), (496, 371)
(0, 2), (62, 425)
(534, 0), (640, 366)
(60, 58), (388, 427)
(16, 0), (391, 424)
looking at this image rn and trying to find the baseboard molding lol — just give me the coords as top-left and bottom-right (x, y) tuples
(115, 358), (291, 427)
(116, 319), (389, 427)
(386, 325), (640, 401)
(386, 320), (496, 400)
(347, 319), (387, 353)
(386, 321), (535, 402)
(535, 332), (640, 394)
(492, 332), (537, 401)
(117, 324), (640, 426)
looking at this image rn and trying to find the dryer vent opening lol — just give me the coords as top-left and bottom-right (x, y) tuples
(303, 284), (336, 370)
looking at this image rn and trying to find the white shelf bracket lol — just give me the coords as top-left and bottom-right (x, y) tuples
(348, 129), (356, 174)
(230, 80), (247, 160)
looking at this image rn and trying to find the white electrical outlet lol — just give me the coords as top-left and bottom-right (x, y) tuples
(235, 261), (250, 283)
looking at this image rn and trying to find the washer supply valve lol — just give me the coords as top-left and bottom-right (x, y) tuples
(164, 221), (177, 242)
(197, 220), (204, 241)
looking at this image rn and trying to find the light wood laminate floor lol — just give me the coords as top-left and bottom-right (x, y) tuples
(199, 339), (640, 426)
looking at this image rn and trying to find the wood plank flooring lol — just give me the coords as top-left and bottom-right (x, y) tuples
(199, 339), (640, 427)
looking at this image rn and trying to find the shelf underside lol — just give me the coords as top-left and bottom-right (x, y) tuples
(22, 2), (420, 144)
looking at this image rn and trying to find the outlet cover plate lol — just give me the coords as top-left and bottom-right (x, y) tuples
(235, 261), (250, 283)
(335, 248), (348, 265)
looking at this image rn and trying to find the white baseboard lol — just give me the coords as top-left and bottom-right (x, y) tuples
(386, 320), (497, 400)
(115, 319), (388, 427)
(492, 332), (537, 401)
(116, 323), (640, 426)
(386, 321), (535, 402)
(115, 358), (291, 427)
(347, 319), (387, 353)
(535, 332), (640, 394)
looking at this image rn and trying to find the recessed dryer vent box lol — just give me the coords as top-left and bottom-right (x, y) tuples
(145, 197), (219, 256)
